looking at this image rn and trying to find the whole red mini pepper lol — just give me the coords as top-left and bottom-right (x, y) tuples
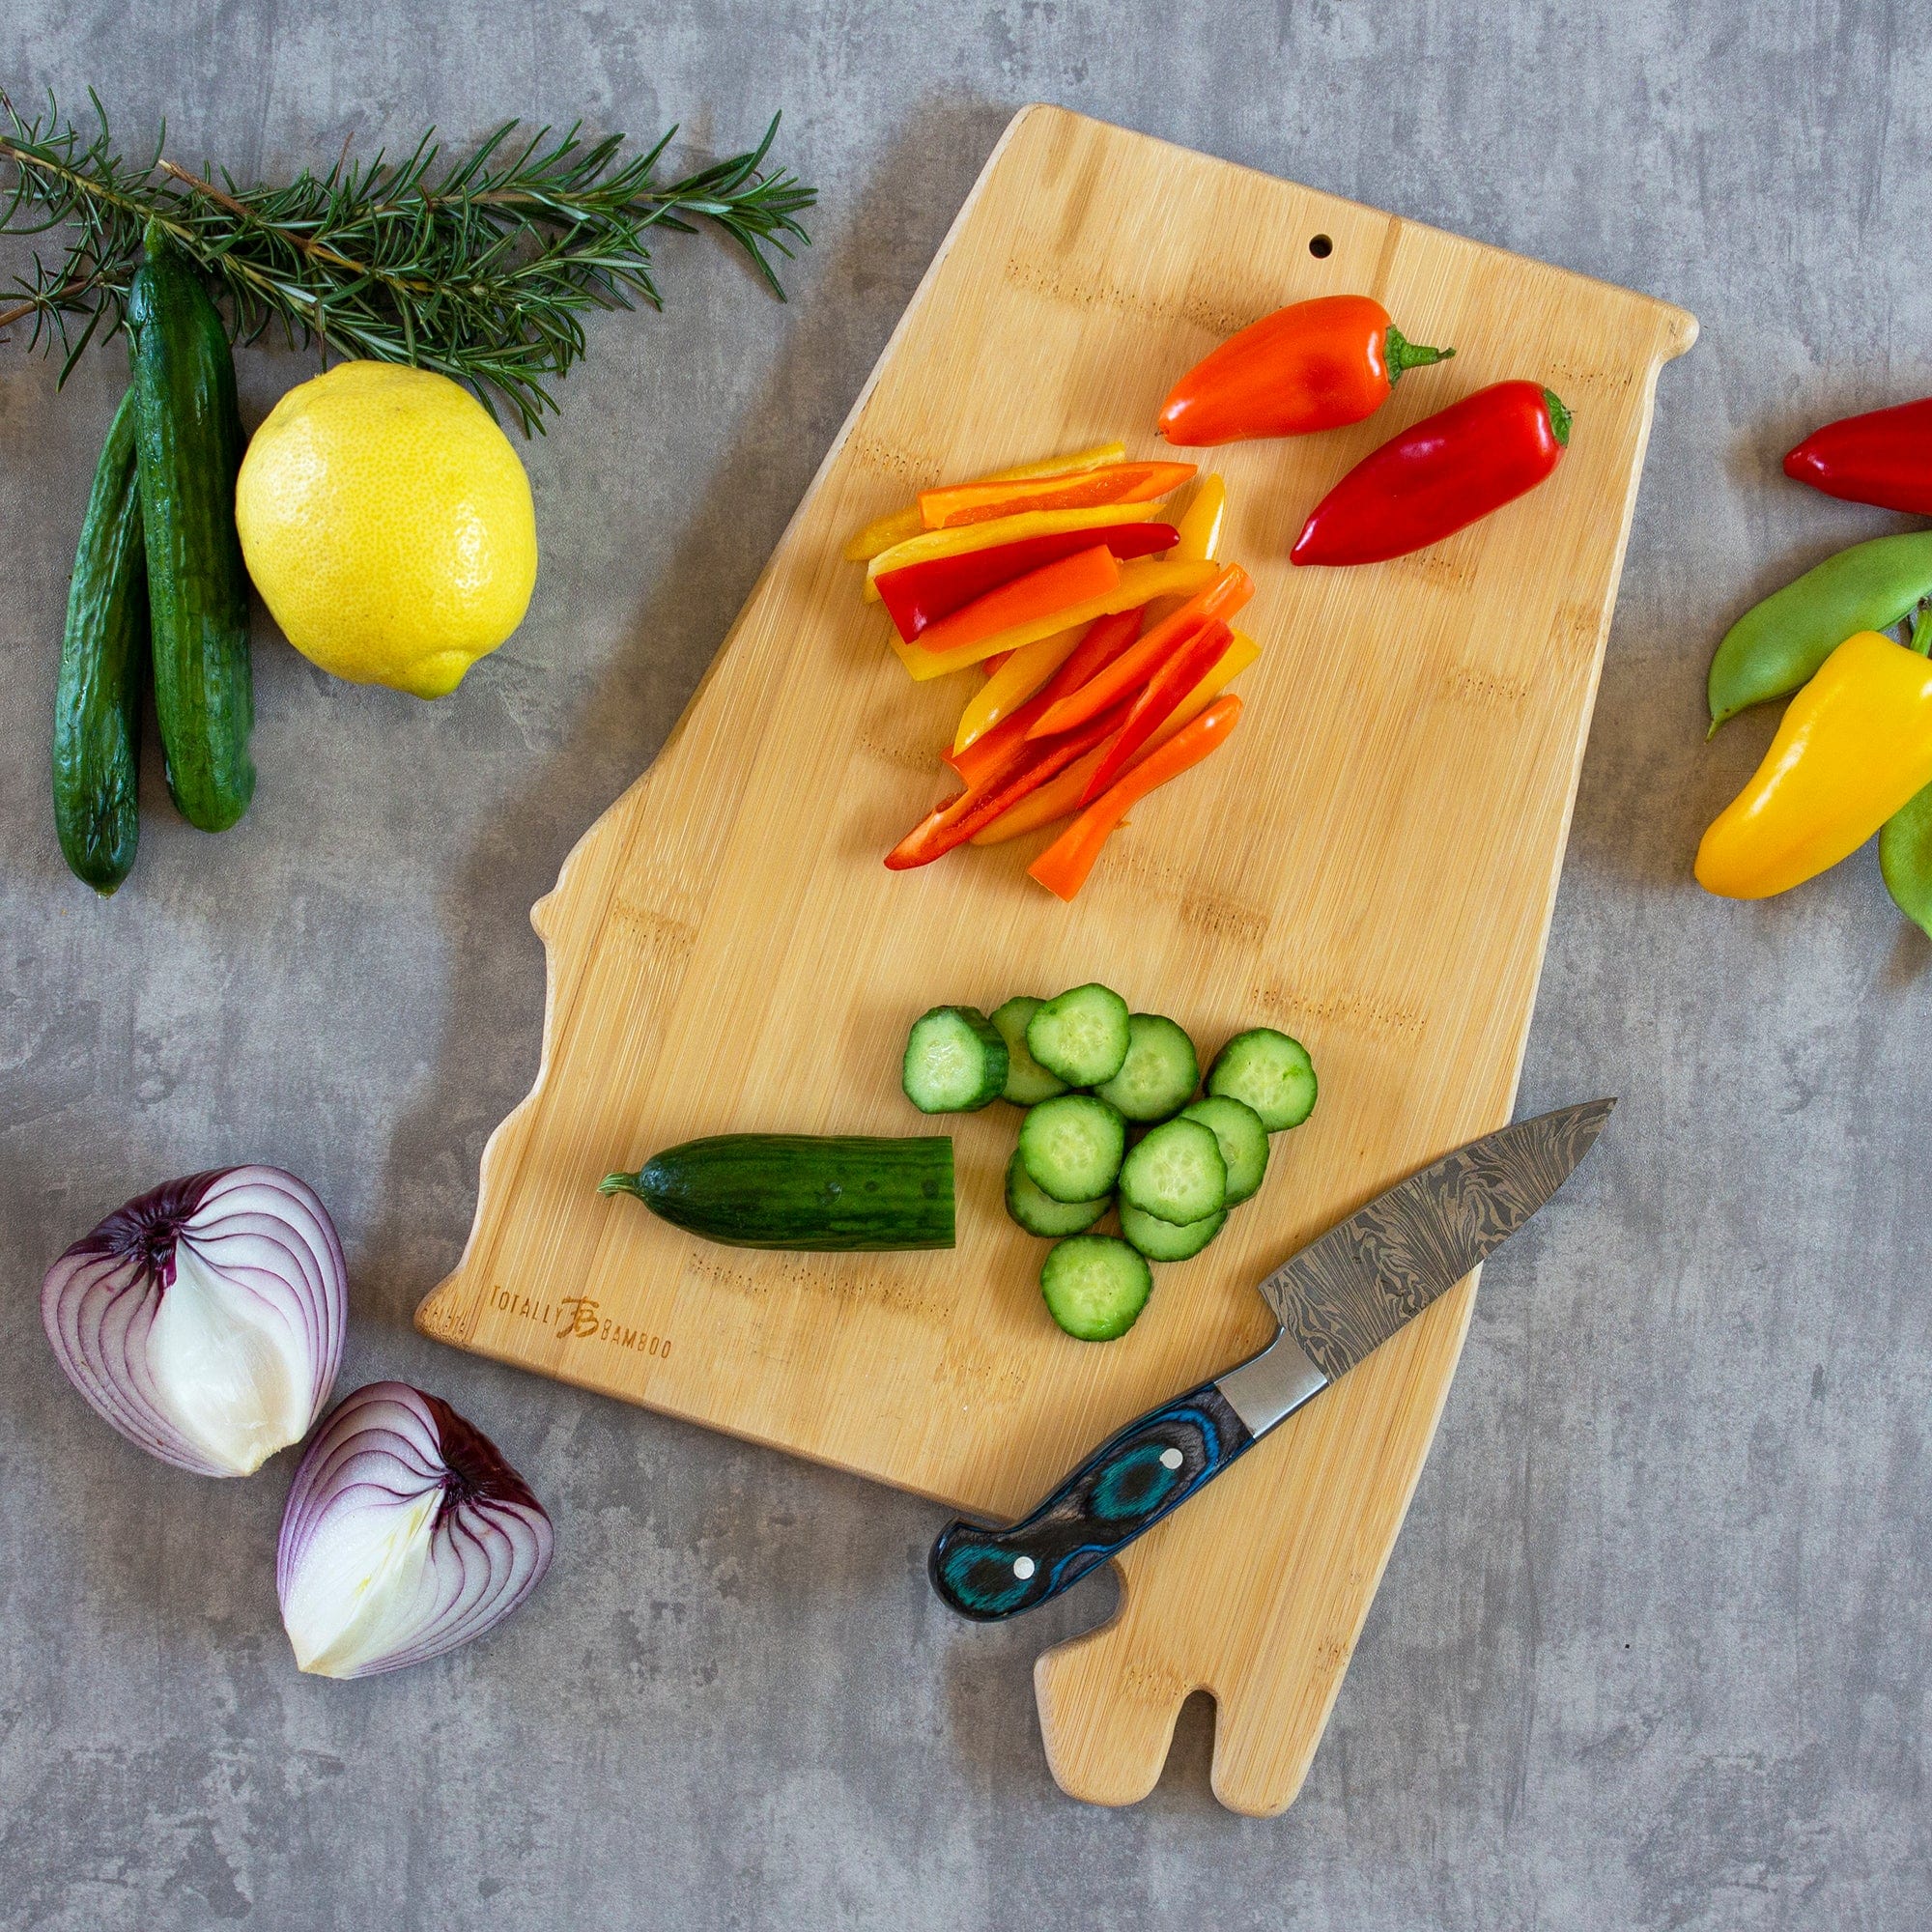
(1158, 295), (1453, 446)
(1291, 381), (1572, 567)
(1784, 397), (1932, 516)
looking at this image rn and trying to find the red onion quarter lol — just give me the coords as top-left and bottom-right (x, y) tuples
(42, 1167), (347, 1477)
(276, 1381), (554, 1678)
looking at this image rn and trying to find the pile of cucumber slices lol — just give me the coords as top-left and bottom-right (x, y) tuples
(901, 983), (1316, 1342)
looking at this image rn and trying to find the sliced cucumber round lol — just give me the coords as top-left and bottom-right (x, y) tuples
(1121, 1199), (1226, 1263)
(1005, 1151), (1109, 1238)
(1026, 982), (1131, 1086)
(990, 995), (1070, 1105)
(902, 1006), (1009, 1113)
(1094, 1012), (1200, 1122)
(1018, 1094), (1126, 1204)
(1179, 1096), (1269, 1204)
(1207, 1028), (1317, 1131)
(1119, 1117), (1226, 1225)
(1040, 1235), (1152, 1342)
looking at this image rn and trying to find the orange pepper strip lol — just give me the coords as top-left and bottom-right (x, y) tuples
(890, 558), (1218, 680)
(980, 650), (1014, 676)
(949, 611), (1145, 784)
(843, 442), (1127, 561)
(1028, 696), (1244, 901)
(973, 631), (1259, 845)
(952, 624), (1088, 753)
(1028, 566), (1253, 738)
(909, 546), (1120, 664)
(919, 461), (1198, 531)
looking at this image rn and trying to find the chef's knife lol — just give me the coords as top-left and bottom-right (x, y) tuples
(929, 1099), (1613, 1621)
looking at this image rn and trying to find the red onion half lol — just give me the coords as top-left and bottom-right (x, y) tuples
(276, 1381), (554, 1678)
(41, 1167), (347, 1477)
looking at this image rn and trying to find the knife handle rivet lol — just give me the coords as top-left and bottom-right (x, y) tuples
(1012, 1555), (1037, 1580)
(1159, 1447), (1183, 1470)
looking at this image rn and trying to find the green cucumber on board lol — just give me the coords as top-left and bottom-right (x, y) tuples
(1178, 1096), (1268, 1204)
(1039, 1235), (1152, 1342)
(1018, 1094), (1126, 1204)
(1119, 1117), (1226, 1225)
(1094, 1012), (1199, 1122)
(1207, 1028), (1318, 1131)
(127, 223), (254, 833)
(53, 388), (149, 894)
(1005, 1151), (1109, 1238)
(1026, 982), (1131, 1086)
(902, 1006), (1008, 1112)
(1120, 1199), (1226, 1263)
(989, 996), (1069, 1105)
(601, 1134), (954, 1250)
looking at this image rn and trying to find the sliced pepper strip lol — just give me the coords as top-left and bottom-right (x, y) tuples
(1078, 618), (1235, 805)
(973, 631), (1260, 844)
(1029, 696), (1244, 900)
(1028, 565), (1254, 736)
(843, 441), (1127, 561)
(951, 624), (1090, 754)
(877, 522), (1177, 640)
(918, 460), (1197, 531)
(1173, 475), (1226, 563)
(950, 609), (1145, 781)
(891, 558), (1219, 680)
(863, 502), (1160, 601)
(885, 700), (1132, 869)
(909, 546), (1121, 663)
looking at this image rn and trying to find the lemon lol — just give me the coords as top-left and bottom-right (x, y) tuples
(236, 362), (538, 697)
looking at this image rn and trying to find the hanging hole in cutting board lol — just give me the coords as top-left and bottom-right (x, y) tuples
(1308, 233), (1333, 258)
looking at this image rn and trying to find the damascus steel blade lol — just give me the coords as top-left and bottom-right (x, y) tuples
(1258, 1100), (1614, 1384)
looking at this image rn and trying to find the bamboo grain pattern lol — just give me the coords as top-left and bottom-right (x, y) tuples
(416, 105), (1694, 1815)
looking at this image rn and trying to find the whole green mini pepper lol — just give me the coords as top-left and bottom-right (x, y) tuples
(1882, 607), (1932, 938)
(1707, 531), (1932, 731)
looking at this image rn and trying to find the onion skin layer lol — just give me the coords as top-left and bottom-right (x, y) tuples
(40, 1165), (347, 1477)
(276, 1380), (554, 1679)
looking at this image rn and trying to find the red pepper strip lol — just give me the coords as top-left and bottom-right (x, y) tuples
(876, 523), (1178, 641)
(885, 701), (1132, 869)
(919, 461), (1197, 531)
(910, 545), (1122, 662)
(1158, 295), (1453, 446)
(1784, 397), (1932, 515)
(1292, 382), (1571, 567)
(946, 610), (1144, 789)
(1028, 565), (1253, 739)
(1030, 696), (1244, 901)
(1077, 618), (1234, 805)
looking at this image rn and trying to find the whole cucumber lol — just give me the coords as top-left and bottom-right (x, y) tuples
(127, 222), (254, 831)
(53, 388), (149, 894)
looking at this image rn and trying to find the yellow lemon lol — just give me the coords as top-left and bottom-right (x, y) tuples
(236, 362), (538, 697)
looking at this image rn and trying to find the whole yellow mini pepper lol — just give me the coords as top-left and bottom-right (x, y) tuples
(1696, 629), (1932, 897)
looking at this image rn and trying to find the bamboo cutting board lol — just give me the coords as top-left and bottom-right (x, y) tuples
(416, 104), (1693, 1814)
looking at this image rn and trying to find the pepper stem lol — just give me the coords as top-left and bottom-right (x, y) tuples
(1542, 388), (1573, 446)
(1384, 326), (1453, 383)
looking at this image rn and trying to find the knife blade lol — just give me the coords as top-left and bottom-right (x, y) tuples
(929, 1098), (1613, 1621)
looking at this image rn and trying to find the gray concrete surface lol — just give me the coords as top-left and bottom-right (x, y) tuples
(2, 3), (1927, 1926)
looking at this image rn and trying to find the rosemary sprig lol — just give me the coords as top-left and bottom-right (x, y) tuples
(0, 89), (814, 432)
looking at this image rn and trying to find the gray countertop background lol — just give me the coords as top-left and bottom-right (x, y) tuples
(3, 4), (1928, 1927)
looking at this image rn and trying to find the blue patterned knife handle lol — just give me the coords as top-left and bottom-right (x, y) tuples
(928, 1382), (1257, 1621)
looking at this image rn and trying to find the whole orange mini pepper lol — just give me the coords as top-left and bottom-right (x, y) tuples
(1696, 630), (1932, 898)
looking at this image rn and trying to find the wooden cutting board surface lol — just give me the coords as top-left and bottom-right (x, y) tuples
(415, 105), (1693, 1814)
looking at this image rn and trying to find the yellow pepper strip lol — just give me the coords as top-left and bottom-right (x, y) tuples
(891, 558), (1219, 681)
(1696, 630), (1932, 898)
(860, 502), (1159, 602)
(842, 441), (1128, 561)
(1140, 474), (1227, 628)
(952, 623), (1088, 752)
(973, 629), (1262, 843)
